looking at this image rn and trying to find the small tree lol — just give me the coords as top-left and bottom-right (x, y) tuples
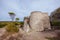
(9, 12), (15, 21)
(15, 18), (20, 25)
(15, 18), (20, 22)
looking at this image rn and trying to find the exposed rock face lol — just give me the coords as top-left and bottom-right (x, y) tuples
(24, 11), (51, 32)
(42, 13), (51, 30)
(29, 11), (51, 31)
(0, 33), (23, 40)
(23, 17), (30, 32)
(0, 28), (24, 40)
(0, 28), (6, 37)
(0, 27), (57, 40)
(29, 11), (44, 31)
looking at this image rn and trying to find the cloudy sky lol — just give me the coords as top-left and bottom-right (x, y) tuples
(0, 0), (60, 21)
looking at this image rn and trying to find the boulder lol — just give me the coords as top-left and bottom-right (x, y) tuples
(23, 17), (30, 32)
(29, 11), (51, 31)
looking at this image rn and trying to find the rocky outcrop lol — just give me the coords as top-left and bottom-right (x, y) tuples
(23, 17), (30, 32)
(24, 11), (51, 32)
(0, 28), (24, 40)
(30, 11), (51, 31)
(0, 27), (57, 40)
(50, 8), (60, 21)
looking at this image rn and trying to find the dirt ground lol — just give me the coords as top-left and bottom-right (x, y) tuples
(23, 30), (58, 40)
(0, 28), (60, 40)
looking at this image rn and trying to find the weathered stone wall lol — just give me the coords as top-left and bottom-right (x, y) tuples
(29, 11), (51, 31)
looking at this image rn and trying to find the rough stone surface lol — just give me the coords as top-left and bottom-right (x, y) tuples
(29, 11), (51, 31)
(23, 17), (30, 32)
(42, 13), (51, 30)
(0, 28), (24, 40)
(0, 28), (6, 37)
(23, 31), (57, 40)
(0, 27), (59, 40)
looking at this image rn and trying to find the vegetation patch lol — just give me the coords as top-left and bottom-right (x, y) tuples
(0, 23), (7, 28)
(51, 21), (60, 26)
(6, 22), (19, 33)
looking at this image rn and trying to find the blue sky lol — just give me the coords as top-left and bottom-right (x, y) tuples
(0, 0), (60, 21)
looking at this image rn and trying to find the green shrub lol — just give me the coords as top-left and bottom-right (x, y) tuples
(14, 22), (20, 25)
(20, 21), (24, 25)
(19, 22), (24, 28)
(51, 21), (60, 29)
(51, 20), (60, 26)
(0, 23), (7, 28)
(6, 22), (19, 33)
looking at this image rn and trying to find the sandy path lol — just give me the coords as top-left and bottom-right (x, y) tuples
(23, 30), (57, 40)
